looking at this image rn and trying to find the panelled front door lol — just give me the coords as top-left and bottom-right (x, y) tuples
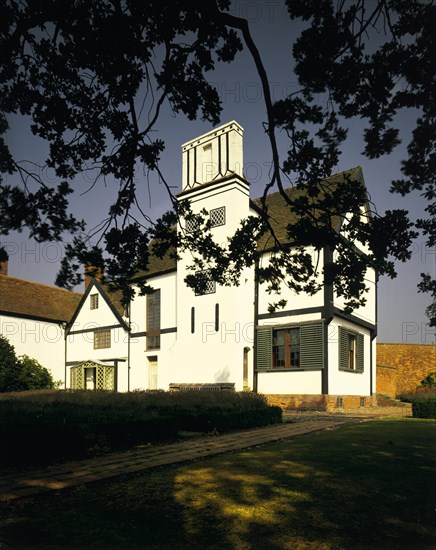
(148, 357), (158, 390)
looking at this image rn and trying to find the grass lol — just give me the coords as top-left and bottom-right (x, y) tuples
(1, 419), (435, 549)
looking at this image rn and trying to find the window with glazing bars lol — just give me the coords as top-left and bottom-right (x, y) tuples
(90, 293), (99, 310)
(339, 327), (364, 372)
(147, 289), (161, 349)
(272, 328), (300, 368)
(210, 206), (226, 227)
(94, 329), (111, 349)
(195, 270), (216, 295)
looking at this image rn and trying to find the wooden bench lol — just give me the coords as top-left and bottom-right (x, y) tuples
(169, 383), (235, 392)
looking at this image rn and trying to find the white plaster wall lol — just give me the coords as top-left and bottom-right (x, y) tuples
(70, 285), (123, 329)
(0, 314), (66, 385)
(129, 272), (177, 391)
(174, 177), (255, 391)
(129, 333), (178, 391)
(182, 121), (244, 190)
(258, 312), (323, 329)
(130, 272), (177, 336)
(333, 262), (376, 324)
(257, 370), (322, 395)
(66, 283), (129, 389)
(171, 269), (255, 391)
(340, 203), (372, 255)
(257, 249), (324, 316)
(327, 317), (373, 396)
(371, 335), (377, 395)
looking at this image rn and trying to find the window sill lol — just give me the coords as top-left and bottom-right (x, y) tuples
(339, 368), (363, 373)
(257, 367), (323, 372)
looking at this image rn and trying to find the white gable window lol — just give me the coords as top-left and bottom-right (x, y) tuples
(94, 329), (111, 349)
(210, 206), (226, 227)
(90, 293), (99, 310)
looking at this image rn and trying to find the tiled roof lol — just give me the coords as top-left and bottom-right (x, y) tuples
(99, 283), (126, 317)
(138, 167), (363, 278)
(0, 274), (82, 322)
(252, 167), (363, 250)
(131, 247), (177, 282)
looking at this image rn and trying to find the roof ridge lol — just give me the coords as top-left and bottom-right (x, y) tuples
(0, 273), (83, 296)
(252, 166), (363, 204)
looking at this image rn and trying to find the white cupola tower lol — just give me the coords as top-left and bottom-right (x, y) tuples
(173, 121), (254, 391)
(181, 120), (244, 191)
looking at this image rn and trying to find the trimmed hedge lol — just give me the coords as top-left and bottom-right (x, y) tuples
(412, 394), (436, 419)
(0, 390), (282, 465)
(178, 406), (282, 433)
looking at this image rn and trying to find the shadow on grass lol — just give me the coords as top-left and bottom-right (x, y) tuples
(1, 420), (435, 549)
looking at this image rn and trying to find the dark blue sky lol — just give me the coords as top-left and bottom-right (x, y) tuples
(2, 1), (434, 344)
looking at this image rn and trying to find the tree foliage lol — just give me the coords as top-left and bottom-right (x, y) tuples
(0, 336), (56, 392)
(0, 0), (434, 322)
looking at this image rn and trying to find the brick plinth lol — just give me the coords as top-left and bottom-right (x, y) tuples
(265, 394), (377, 412)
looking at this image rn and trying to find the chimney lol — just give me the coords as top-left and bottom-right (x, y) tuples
(0, 260), (8, 276)
(85, 265), (104, 291)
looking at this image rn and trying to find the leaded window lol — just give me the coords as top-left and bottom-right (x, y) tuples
(210, 206), (226, 227)
(90, 293), (99, 310)
(185, 217), (200, 233)
(195, 270), (216, 296)
(94, 329), (111, 349)
(147, 289), (161, 350)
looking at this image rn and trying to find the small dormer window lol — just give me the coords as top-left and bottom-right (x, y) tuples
(90, 293), (99, 310)
(210, 206), (226, 227)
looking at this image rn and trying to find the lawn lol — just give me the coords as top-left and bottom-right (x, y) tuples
(1, 419), (435, 549)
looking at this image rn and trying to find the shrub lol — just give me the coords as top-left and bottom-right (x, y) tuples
(18, 355), (56, 390)
(412, 394), (436, 419)
(420, 372), (436, 388)
(178, 406), (282, 433)
(0, 336), (55, 392)
(0, 336), (24, 392)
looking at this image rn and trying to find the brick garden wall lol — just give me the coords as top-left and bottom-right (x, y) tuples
(376, 365), (398, 397)
(376, 343), (436, 396)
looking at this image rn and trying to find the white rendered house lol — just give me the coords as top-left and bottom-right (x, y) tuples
(0, 262), (82, 387)
(65, 121), (377, 409)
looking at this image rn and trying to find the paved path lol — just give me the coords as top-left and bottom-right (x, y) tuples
(0, 419), (348, 502)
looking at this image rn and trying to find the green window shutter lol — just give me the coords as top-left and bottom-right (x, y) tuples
(356, 333), (364, 372)
(300, 322), (324, 369)
(338, 326), (348, 371)
(256, 326), (272, 371)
